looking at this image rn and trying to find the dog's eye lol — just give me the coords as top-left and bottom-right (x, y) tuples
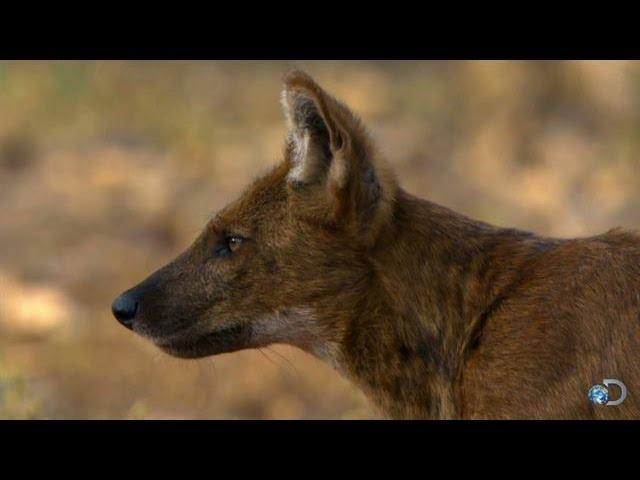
(227, 235), (244, 252)
(213, 235), (245, 258)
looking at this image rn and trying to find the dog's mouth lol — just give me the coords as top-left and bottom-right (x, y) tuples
(152, 323), (252, 359)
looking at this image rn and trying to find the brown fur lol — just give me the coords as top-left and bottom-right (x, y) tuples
(114, 70), (640, 419)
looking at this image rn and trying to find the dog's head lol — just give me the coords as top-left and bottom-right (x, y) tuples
(112, 71), (396, 363)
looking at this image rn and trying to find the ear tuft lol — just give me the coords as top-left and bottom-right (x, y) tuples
(283, 69), (321, 92)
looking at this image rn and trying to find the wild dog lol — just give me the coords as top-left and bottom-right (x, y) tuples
(112, 70), (640, 419)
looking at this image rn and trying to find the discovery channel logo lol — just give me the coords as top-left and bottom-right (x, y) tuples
(588, 379), (627, 406)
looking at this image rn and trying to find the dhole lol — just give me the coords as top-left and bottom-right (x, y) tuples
(112, 70), (640, 419)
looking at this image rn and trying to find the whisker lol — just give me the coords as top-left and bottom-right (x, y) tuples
(266, 346), (302, 381)
(257, 347), (281, 371)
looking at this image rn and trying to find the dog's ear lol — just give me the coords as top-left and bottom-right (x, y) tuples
(281, 70), (346, 186)
(281, 70), (396, 237)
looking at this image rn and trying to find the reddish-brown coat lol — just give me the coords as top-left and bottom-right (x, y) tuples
(118, 71), (640, 419)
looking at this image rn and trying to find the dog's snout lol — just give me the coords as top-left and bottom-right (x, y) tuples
(112, 292), (138, 329)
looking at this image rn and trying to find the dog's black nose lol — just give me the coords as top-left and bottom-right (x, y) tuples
(112, 293), (138, 329)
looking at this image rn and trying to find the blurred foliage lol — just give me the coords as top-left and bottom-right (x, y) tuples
(0, 353), (42, 419)
(0, 61), (639, 418)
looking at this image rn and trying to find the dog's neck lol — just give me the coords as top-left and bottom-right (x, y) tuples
(335, 190), (557, 419)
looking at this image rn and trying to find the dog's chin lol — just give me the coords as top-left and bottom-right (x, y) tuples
(152, 323), (252, 359)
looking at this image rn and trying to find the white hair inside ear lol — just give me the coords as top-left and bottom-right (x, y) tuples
(281, 88), (333, 185)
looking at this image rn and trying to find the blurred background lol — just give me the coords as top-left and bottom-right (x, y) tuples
(1, 61), (639, 418)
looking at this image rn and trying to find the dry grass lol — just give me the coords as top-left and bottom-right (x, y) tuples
(1, 61), (639, 418)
